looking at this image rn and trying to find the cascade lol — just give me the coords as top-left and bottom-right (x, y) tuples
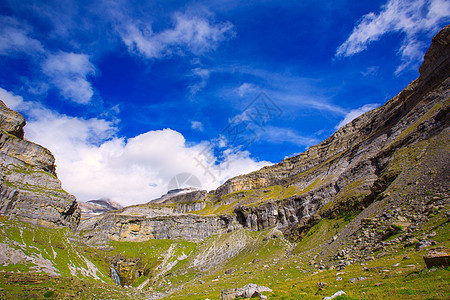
(110, 267), (121, 286)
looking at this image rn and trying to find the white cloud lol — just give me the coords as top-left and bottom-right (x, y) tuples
(42, 52), (96, 104)
(0, 16), (45, 56)
(361, 66), (379, 77)
(236, 83), (258, 97)
(189, 68), (211, 95)
(335, 103), (379, 129)
(1, 88), (270, 207)
(191, 120), (205, 131)
(336, 0), (450, 73)
(0, 14), (97, 105)
(118, 13), (235, 59)
(0, 88), (24, 110)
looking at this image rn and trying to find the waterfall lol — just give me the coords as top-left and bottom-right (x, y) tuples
(110, 267), (121, 286)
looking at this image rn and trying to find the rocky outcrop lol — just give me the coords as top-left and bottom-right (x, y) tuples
(0, 101), (26, 138)
(79, 199), (123, 219)
(221, 283), (272, 300)
(150, 188), (205, 204)
(80, 213), (236, 243)
(423, 248), (450, 268)
(215, 176), (269, 197)
(0, 101), (80, 230)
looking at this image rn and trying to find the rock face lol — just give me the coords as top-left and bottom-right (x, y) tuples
(80, 213), (234, 243)
(79, 198), (123, 219)
(215, 176), (269, 197)
(79, 189), (215, 242)
(0, 101), (80, 230)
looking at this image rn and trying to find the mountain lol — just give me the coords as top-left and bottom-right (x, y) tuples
(0, 25), (448, 300)
(80, 25), (449, 246)
(79, 199), (123, 219)
(0, 100), (80, 230)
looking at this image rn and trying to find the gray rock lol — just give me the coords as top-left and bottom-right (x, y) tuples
(0, 100), (25, 138)
(323, 290), (346, 300)
(221, 283), (272, 300)
(349, 277), (368, 283)
(317, 282), (328, 289)
(423, 248), (450, 268)
(225, 268), (237, 275)
(415, 239), (437, 250)
(0, 102), (80, 229)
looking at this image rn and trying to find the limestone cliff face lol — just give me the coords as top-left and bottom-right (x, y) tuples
(80, 213), (235, 243)
(0, 101), (80, 230)
(79, 190), (223, 242)
(215, 176), (269, 197)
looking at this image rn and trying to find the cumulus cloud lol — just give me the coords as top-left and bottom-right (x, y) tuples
(335, 103), (379, 129)
(336, 0), (450, 73)
(41, 52), (96, 104)
(1, 88), (270, 207)
(118, 13), (235, 59)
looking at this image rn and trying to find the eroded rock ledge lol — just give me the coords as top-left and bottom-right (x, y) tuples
(0, 100), (80, 230)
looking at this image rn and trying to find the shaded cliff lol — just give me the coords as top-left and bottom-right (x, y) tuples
(0, 101), (80, 230)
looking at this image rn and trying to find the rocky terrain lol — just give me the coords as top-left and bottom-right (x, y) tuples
(0, 25), (448, 300)
(0, 100), (80, 230)
(79, 199), (123, 219)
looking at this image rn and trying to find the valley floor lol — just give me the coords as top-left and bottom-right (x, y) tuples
(0, 209), (449, 300)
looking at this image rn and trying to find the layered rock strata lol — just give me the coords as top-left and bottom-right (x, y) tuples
(0, 101), (80, 229)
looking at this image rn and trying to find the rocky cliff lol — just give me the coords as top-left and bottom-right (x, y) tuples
(0, 101), (80, 230)
(79, 198), (123, 219)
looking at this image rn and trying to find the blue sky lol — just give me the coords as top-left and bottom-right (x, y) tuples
(0, 0), (449, 205)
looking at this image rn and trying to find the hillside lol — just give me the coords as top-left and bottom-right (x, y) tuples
(0, 25), (448, 300)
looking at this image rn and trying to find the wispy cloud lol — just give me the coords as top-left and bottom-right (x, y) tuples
(0, 13), (97, 105)
(189, 68), (211, 95)
(0, 16), (45, 56)
(236, 83), (258, 97)
(336, 0), (450, 73)
(261, 126), (318, 148)
(191, 120), (204, 131)
(117, 12), (235, 59)
(335, 103), (379, 129)
(42, 52), (96, 104)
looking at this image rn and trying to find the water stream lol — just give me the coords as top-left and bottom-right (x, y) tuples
(110, 267), (121, 286)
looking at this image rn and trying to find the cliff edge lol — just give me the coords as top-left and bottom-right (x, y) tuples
(0, 101), (80, 230)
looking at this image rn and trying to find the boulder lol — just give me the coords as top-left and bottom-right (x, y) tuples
(221, 283), (272, 300)
(416, 239), (437, 250)
(423, 248), (450, 268)
(323, 290), (346, 300)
